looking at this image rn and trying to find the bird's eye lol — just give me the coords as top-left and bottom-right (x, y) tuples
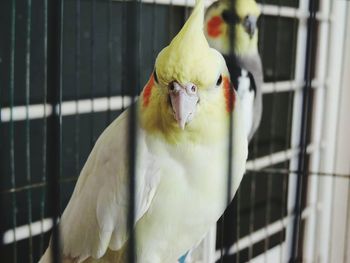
(216, 75), (223, 86)
(169, 82), (175, 91)
(153, 70), (158, 83)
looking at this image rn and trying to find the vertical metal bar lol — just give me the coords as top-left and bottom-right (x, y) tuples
(288, 0), (317, 261)
(248, 0), (267, 259)
(227, 1), (235, 262)
(219, 216), (225, 262)
(90, 0), (96, 146)
(124, 0), (141, 261)
(25, 0), (33, 261)
(236, 188), (240, 263)
(121, 1), (126, 111)
(303, 0), (330, 260)
(279, 13), (298, 262)
(46, 0), (63, 261)
(74, 0), (81, 175)
(264, 1), (283, 261)
(106, 0), (112, 124)
(232, 0), (241, 263)
(285, 0), (309, 259)
(0, 16), (3, 257)
(248, 170), (256, 262)
(168, 0), (174, 43)
(9, 0), (18, 261)
(344, 167), (350, 263)
(151, 0), (157, 59)
(40, 0), (49, 254)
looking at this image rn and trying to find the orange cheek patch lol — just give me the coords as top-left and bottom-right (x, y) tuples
(207, 16), (223, 38)
(142, 74), (155, 107)
(223, 77), (236, 112)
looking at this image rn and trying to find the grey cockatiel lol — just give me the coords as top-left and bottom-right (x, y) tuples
(39, 0), (248, 262)
(204, 0), (263, 141)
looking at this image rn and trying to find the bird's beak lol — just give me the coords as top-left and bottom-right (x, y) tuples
(243, 15), (257, 38)
(169, 82), (199, 130)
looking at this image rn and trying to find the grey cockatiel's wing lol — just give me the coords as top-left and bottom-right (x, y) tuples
(224, 53), (263, 141)
(235, 53), (263, 141)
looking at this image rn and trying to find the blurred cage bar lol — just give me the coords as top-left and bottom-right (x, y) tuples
(0, 0), (349, 262)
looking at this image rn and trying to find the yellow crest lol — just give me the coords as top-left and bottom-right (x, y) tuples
(155, 0), (222, 88)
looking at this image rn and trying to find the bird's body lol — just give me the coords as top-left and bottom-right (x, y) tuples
(204, 0), (263, 141)
(40, 93), (247, 263)
(40, 0), (248, 262)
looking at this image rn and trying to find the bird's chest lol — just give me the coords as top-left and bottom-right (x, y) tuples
(148, 142), (229, 224)
(135, 143), (230, 262)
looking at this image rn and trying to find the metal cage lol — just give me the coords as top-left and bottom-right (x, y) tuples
(0, 0), (349, 262)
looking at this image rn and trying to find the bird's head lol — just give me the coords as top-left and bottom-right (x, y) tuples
(204, 0), (261, 56)
(139, 0), (236, 144)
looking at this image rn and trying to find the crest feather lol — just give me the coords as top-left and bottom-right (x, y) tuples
(155, 0), (222, 87)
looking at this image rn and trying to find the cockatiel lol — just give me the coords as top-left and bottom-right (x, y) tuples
(204, 0), (263, 141)
(39, 0), (248, 262)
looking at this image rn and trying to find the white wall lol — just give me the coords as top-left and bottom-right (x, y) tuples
(328, 4), (350, 263)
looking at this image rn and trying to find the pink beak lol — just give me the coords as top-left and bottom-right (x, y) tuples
(169, 82), (199, 130)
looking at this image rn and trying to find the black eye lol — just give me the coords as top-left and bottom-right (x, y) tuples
(216, 75), (222, 86)
(153, 70), (158, 83)
(169, 82), (175, 91)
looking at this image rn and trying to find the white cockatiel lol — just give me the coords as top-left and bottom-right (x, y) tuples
(204, 0), (263, 141)
(39, 0), (248, 262)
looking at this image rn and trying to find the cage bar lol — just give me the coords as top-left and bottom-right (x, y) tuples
(45, 0), (64, 261)
(0, 0), (349, 262)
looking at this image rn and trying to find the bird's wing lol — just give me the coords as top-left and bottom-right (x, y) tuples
(236, 54), (263, 141)
(58, 109), (161, 262)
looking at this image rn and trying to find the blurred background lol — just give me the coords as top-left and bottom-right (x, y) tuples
(0, 0), (349, 262)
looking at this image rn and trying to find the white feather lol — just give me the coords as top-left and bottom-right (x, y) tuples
(236, 70), (255, 139)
